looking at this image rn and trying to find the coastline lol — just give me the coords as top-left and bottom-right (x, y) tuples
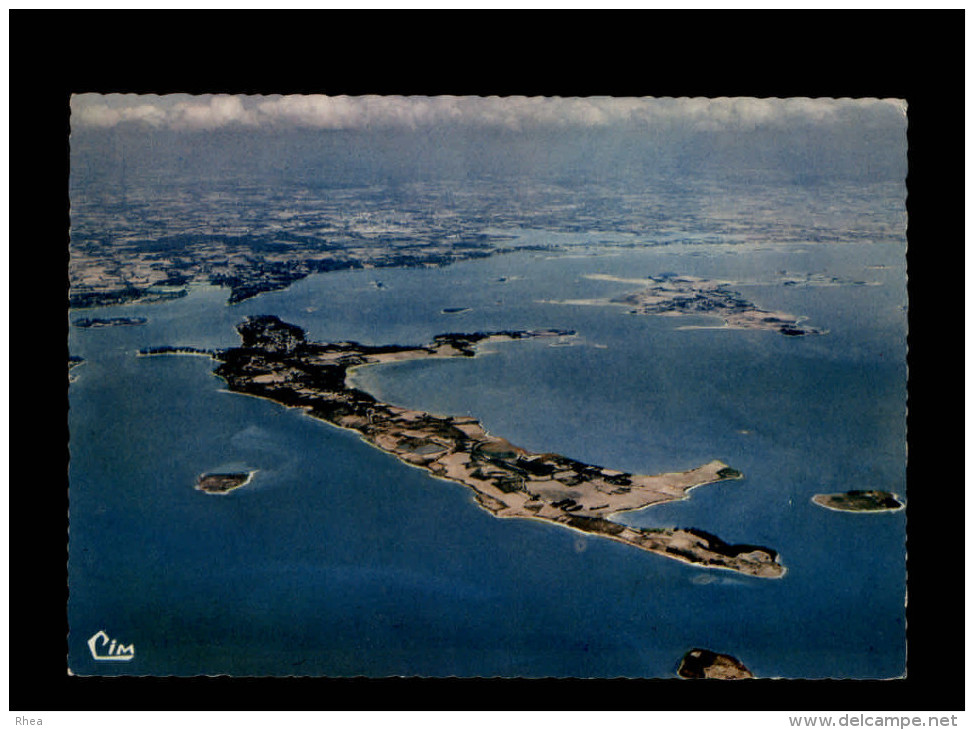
(217, 386), (786, 579)
(608, 469), (745, 516)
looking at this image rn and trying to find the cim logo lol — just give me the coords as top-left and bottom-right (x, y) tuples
(87, 630), (135, 661)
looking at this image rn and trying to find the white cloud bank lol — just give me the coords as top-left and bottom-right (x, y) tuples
(71, 94), (907, 133)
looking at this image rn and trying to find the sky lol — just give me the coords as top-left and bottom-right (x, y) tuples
(70, 95), (909, 189)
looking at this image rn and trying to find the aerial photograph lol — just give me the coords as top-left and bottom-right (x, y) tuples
(67, 94), (907, 679)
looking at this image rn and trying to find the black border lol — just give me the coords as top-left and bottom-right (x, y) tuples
(9, 9), (963, 712)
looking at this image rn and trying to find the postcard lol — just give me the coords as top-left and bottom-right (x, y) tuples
(67, 95), (907, 678)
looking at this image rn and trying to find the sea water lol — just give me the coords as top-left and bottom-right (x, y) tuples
(67, 234), (906, 678)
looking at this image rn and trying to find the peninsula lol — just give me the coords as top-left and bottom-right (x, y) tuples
(677, 649), (754, 679)
(149, 315), (784, 578)
(812, 490), (904, 513)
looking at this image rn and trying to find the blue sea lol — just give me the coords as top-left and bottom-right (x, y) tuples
(67, 233), (906, 678)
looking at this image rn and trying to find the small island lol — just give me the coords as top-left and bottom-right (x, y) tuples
(677, 648), (754, 679)
(138, 345), (216, 357)
(812, 490), (904, 513)
(72, 316), (148, 328)
(146, 315), (785, 578)
(196, 471), (255, 494)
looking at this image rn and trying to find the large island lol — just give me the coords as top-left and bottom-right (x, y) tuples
(544, 273), (825, 337)
(608, 274), (825, 336)
(150, 315), (785, 579)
